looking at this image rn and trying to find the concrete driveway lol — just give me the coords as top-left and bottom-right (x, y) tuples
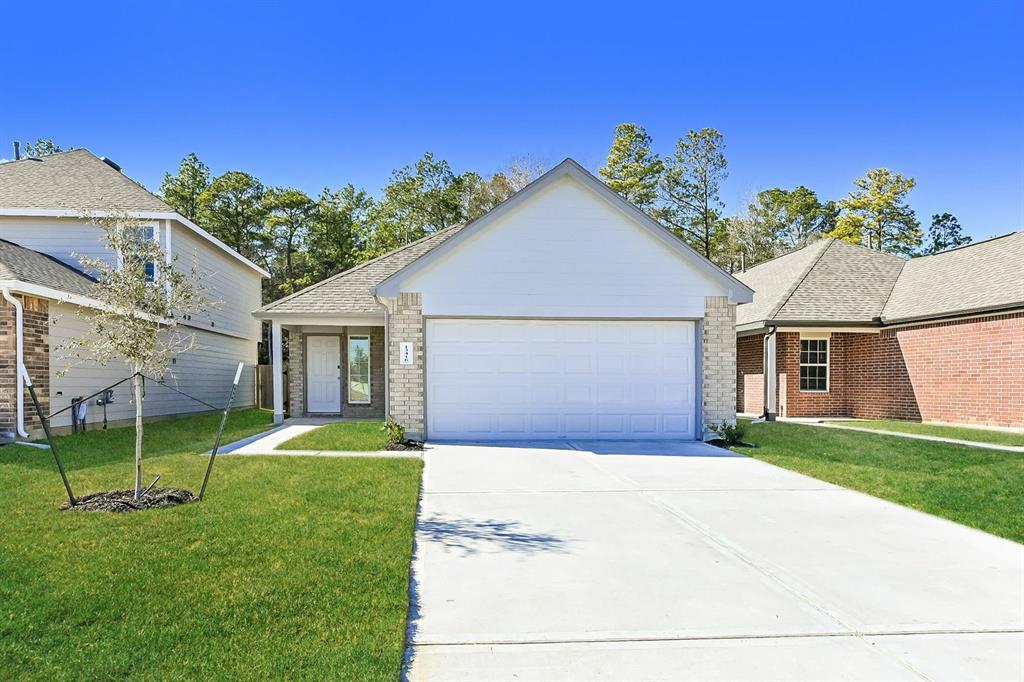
(406, 441), (1024, 681)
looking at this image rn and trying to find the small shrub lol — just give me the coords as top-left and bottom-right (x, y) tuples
(382, 417), (405, 445)
(708, 420), (746, 447)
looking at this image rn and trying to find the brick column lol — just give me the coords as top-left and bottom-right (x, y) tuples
(287, 328), (304, 416)
(0, 295), (49, 438)
(383, 293), (424, 439)
(702, 295), (737, 436)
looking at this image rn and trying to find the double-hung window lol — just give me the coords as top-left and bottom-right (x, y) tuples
(348, 336), (371, 404)
(799, 338), (829, 392)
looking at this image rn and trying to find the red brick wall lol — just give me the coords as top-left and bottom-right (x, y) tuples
(777, 332), (850, 418)
(746, 312), (1023, 428)
(886, 313), (1023, 428)
(736, 334), (764, 414)
(0, 295), (50, 437)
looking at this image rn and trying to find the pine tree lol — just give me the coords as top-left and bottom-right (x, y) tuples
(925, 213), (971, 253)
(160, 153), (211, 221)
(599, 123), (663, 211)
(828, 168), (921, 256)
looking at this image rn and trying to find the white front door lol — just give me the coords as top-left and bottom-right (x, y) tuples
(426, 319), (696, 440)
(306, 335), (341, 413)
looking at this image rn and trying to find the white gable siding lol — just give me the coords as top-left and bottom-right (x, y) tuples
(0, 216), (116, 271)
(171, 224), (262, 340)
(402, 176), (730, 318)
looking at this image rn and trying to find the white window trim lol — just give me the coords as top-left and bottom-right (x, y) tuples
(799, 337), (830, 393)
(347, 335), (371, 405)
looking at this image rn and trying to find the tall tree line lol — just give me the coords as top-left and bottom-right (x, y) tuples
(158, 153), (543, 302)
(598, 124), (969, 270)
(19, 136), (972, 292)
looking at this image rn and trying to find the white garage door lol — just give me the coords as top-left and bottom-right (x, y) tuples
(426, 319), (696, 440)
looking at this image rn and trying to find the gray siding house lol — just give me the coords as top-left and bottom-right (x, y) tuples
(0, 149), (268, 437)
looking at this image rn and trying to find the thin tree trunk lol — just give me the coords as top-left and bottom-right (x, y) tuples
(133, 372), (144, 499)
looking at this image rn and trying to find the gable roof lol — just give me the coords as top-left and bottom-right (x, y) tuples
(0, 238), (98, 298)
(254, 226), (467, 317)
(881, 231), (1024, 323)
(375, 158), (754, 302)
(736, 232), (1024, 329)
(0, 149), (270, 278)
(0, 149), (172, 212)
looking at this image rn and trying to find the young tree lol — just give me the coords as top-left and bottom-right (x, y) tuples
(264, 187), (316, 297)
(599, 123), (663, 211)
(828, 168), (922, 255)
(60, 214), (210, 499)
(198, 171), (269, 265)
(925, 213), (971, 254)
(658, 128), (728, 260)
(160, 153), (211, 221)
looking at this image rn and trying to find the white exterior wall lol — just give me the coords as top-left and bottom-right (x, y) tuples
(0, 216), (118, 270)
(48, 302), (257, 429)
(171, 224), (263, 340)
(401, 176), (731, 318)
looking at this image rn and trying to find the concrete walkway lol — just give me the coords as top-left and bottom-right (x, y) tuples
(406, 441), (1023, 681)
(217, 419), (420, 458)
(803, 421), (1024, 453)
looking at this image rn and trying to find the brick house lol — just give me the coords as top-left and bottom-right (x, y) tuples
(735, 233), (1024, 429)
(255, 159), (753, 441)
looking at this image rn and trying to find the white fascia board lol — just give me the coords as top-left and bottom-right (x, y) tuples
(251, 312), (384, 327)
(0, 208), (270, 279)
(0, 280), (170, 324)
(374, 158), (754, 303)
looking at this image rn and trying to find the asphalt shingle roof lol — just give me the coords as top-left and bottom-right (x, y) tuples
(257, 226), (467, 315)
(882, 231), (1024, 323)
(772, 239), (905, 323)
(733, 239), (831, 327)
(736, 233), (1024, 328)
(0, 239), (97, 298)
(0, 149), (171, 212)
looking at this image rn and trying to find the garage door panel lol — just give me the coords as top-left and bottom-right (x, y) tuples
(426, 319), (695, 440)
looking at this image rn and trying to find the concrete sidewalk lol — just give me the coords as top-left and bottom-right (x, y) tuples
(217, 420), (420, 458)
(803, 421), (1024, 453)
(406, 441), (1024, 681)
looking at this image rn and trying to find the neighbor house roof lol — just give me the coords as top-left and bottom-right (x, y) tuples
(0, 149), (270, 278)
(0, 238), (98, 298)
(0, 149), (172, 212)
(881, 231), (1024, 323)
(736, 232), (1024, 329)
(254, 226), (468, 316)
(735, 238), (904, 328)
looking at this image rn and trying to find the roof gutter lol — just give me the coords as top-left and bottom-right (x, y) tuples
(1, 288), (29, 438)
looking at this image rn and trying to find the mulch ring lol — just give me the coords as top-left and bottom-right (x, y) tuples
(385, 440), (424, 452)
(62, 488), (197, 512)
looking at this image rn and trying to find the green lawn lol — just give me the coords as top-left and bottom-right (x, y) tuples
(279, 420), (389, 451)
(0, 409), (422, 680)
(824, 419), (1024, 447)
(736, 420), (1024, 543)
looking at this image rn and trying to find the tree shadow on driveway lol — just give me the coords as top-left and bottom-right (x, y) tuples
(418, 515), (571, 556)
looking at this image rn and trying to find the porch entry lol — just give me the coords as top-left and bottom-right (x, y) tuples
(306, 335), (341, 413)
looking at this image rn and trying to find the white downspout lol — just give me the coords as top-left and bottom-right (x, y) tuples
(374, 294), (391, 419)
(2, 288), (29, 438)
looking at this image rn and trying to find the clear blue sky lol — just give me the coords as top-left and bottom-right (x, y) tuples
(2, 1), (1021, 239)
